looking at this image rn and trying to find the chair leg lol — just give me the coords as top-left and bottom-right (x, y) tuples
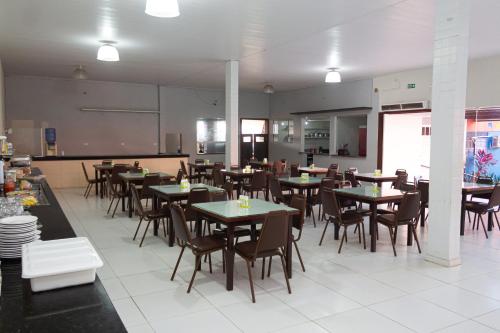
(293, 240), (305, 272)
(467, 211), (471, 224)
(354, 224), (358, 234)
(208, 253), (213, 274)
(279, 253), (292, 294)
(411, 225), (422, 253)
(495, 212), (500, 231)
(317, 205), (321, 223)
(261, 257), (266, 280)
(472, 213), (477, 230)
(388, 226), (397, 256)
(222, 250), (226, 273)
(245, 260), (256, 303)
(319, 220), (329, 245)
(338, 226), (347, 254)
(361, 222), (366, 249)
(133, 217), (144, 240)
(107, 197), (115, 214)
(479, 215), (489, 239)
(267, 256), (272, 277)
(170, 246), (185, 280)
(112, 198), (120, 218)
(139, 220), (152, 247)
(187, 255), (201, 293)
(162, 219), (167, 237)
(311, 206), (316, 227)
(358, 224), (362, 244)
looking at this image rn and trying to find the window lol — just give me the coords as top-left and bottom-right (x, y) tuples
(196, 119), (225, 154)
(272, 120), (294, 143)
(241, 119), (267, 135)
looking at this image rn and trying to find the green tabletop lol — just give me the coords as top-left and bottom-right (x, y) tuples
(192, 199), (298, 220)
(149, 183), (223, 196)
(279, 176), (323, 185)
(356, 173), (398, 180)
(334, 185), (404, 200)
(119, 172), (173, 181)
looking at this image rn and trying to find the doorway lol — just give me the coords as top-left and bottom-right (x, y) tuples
(240, 118), (269, 166)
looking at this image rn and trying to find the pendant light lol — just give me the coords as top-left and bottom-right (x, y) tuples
(97, 42), (120, 62)
(72, 65), (88, 80)
(263, 84), (275, 94)
(145, 0), (180, 18)
(325, 68), (341, 83)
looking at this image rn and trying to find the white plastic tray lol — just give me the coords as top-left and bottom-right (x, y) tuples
(22, 237), (103, 292)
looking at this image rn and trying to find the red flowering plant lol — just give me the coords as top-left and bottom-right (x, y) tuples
(474, 149), (497, 176)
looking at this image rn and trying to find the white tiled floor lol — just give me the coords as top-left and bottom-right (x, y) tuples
(55, 188), (500, 333)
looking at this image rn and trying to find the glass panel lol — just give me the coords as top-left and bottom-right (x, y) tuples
(255, 136), (264, 143)
(196, 119), (225, 155)
(273, 120), (294, 143)
(243, 136), (251, 143)
(241, 119), (267, 134)
(335, 115), (367, 157)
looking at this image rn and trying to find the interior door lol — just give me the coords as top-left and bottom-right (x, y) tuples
(240, 134), (253, 166)
(253, 134), (269, 161)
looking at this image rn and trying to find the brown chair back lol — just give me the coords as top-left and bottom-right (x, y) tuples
(321, 187), (342, 220)
(393, 172), (409, 189)
(105, 171), (119, 196)
(272, 160), (284, 176)
(396, 191), (421, 222)
(81, 162), (91, 182)
(289, 194), (306, 231)
(329, 164), (339, 171)
(142, 173), (161, 197)
(417, 180), (429, 204)
(222, 182), (234, 199)
(210, 190), (228, 202)
(213, 168), (224, 187)
(290, 164), (300, 177)
(250, 171), (267, 189)
(326, 167), (337, 178)
(170, 204), (192, 243)
(269, 176), (285, 204)
(195, 158), (204, 164)
(487, 184), (500, 210)
(133, 161), (140, 168)
(187, 187), (210, 207)
(176, 169), (183, 184)
(254, 211), (289, 257)
(477, 176), (493, 185)
(180, 160), (189, 176)
(130, 184), (146, 217)
(344, 171), (359, 187)
(399, 181), (416, 192)
(111, 164), (129, 185)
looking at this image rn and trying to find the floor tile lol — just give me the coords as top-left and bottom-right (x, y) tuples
(218, 294), (308, 333)
(370, 268), (445, 293)
(475, 309), (500, 331)
(150, 308), (240, 333)
(369, 295), (465, 332)
(125, 323), (154, 333)
(316, 308), (414, 333)
(101, 246), (167, 277)
(100, 277), (129, 300)
(111, 298), (147, 328)
(435, 320), (498, 333)
(120, 269), (182, 296)
(273, 322), (329, 333)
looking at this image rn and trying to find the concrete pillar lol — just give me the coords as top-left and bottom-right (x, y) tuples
(426, 0), (470, 267)
(225, 60), (239, 168)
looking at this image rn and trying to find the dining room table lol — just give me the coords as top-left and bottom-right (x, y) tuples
(461, 182), (495, 235)
(249, 160), (273, 171)
(191, 199), (299, 291)
(298, 166), (329, 176)
(221, 169), (271, 199)
(278, 176), (323, 217)
(354, 172), (398, 186)
(188, 162), (216, 180)
(93, 163), (133, 198)
(119, 172), (174, 217)
(334, 185), (405, 252)
(149, 183), (224, 246)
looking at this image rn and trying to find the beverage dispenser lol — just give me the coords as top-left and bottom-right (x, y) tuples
(44, 128), (58, 156)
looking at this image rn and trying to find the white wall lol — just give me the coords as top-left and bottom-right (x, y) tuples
(269, 79), (378, 172)
(0, 58), (5, 133)
(5, 75), (269, 159)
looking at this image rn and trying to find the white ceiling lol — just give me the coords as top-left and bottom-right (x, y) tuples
(0, 0), (499, 91)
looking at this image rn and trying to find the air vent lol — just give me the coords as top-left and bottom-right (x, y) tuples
(381, 101), (430, 111)
(381, 104), (402, 111)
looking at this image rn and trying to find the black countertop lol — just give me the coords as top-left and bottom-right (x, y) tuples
(0, 169), (127, 333)
(33, 153), (189, 161)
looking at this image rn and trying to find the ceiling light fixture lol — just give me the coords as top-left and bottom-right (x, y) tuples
(263, 84), (275, 94)
(97, 42), (120, 62)
(325, 68), (341, 83)
(72, 65), (88, 80)
(145, 0), (180, 18)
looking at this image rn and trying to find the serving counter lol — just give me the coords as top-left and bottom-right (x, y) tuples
(0, 168), (126, 332)
(32, 153), (189, 189)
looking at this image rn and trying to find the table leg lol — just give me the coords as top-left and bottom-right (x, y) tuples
(488, 211), (493, 231)
(167, 200), (175, 247)
(226, 225), (235, 291)
(95, 168), (99, 196)
(286, 215), (293, 278)
(152, 194), (159, 236)
(420, 206), (426, 227)
(460, 192), (466, 236)
(121, 182), (126, 212)
(407, 224), (413, 246)
(370, 202), (377, 252)
(334, 224), (340, 240)
(128, 183), (133, 218)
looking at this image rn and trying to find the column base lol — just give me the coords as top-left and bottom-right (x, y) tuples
(424, 253), (461, 267)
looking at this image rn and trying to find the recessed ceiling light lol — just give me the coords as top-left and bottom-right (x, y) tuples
(97, 42), (120, 62)
(325, 68), (341, 83)
(263, 84), (275, 94)
(72, 65), (88, 80)
(145, 0), (180, 18)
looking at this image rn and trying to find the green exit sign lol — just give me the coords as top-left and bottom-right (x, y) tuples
(407, 83), (416, 89)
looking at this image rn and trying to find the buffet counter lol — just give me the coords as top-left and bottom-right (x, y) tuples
(32, 153), (189, 189)
(0, 168), (126, 332)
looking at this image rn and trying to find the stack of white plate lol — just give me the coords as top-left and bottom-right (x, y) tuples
(0, 216), (40, 259)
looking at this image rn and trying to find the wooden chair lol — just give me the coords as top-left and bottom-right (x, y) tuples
(290, 164), (300, 177)
(169, 204), (226, 293)
(319, 187), (366, 253)
(311, 177), (336, 225)
(377, 191), (422, 256)
(140, 173), (161, 207)
(105, 171), (128, 218)
(180, 160), (202, 183)
(81, 162), (103, 198)
(243, 171), (267, 199)
(269, 176), (292, 205)
(235, 210), (291, 303)
(417, 179), (429, 226)
(466, 184), (500, 238)
(130, 184), (169, 247)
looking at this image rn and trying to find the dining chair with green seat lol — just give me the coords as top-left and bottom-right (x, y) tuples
(169, 204), (226, 293)
(376, 191), (421, 256)
(130, 184), (169, 247)
(235, 210), (291, 303)
(319, 187), (366, 253)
